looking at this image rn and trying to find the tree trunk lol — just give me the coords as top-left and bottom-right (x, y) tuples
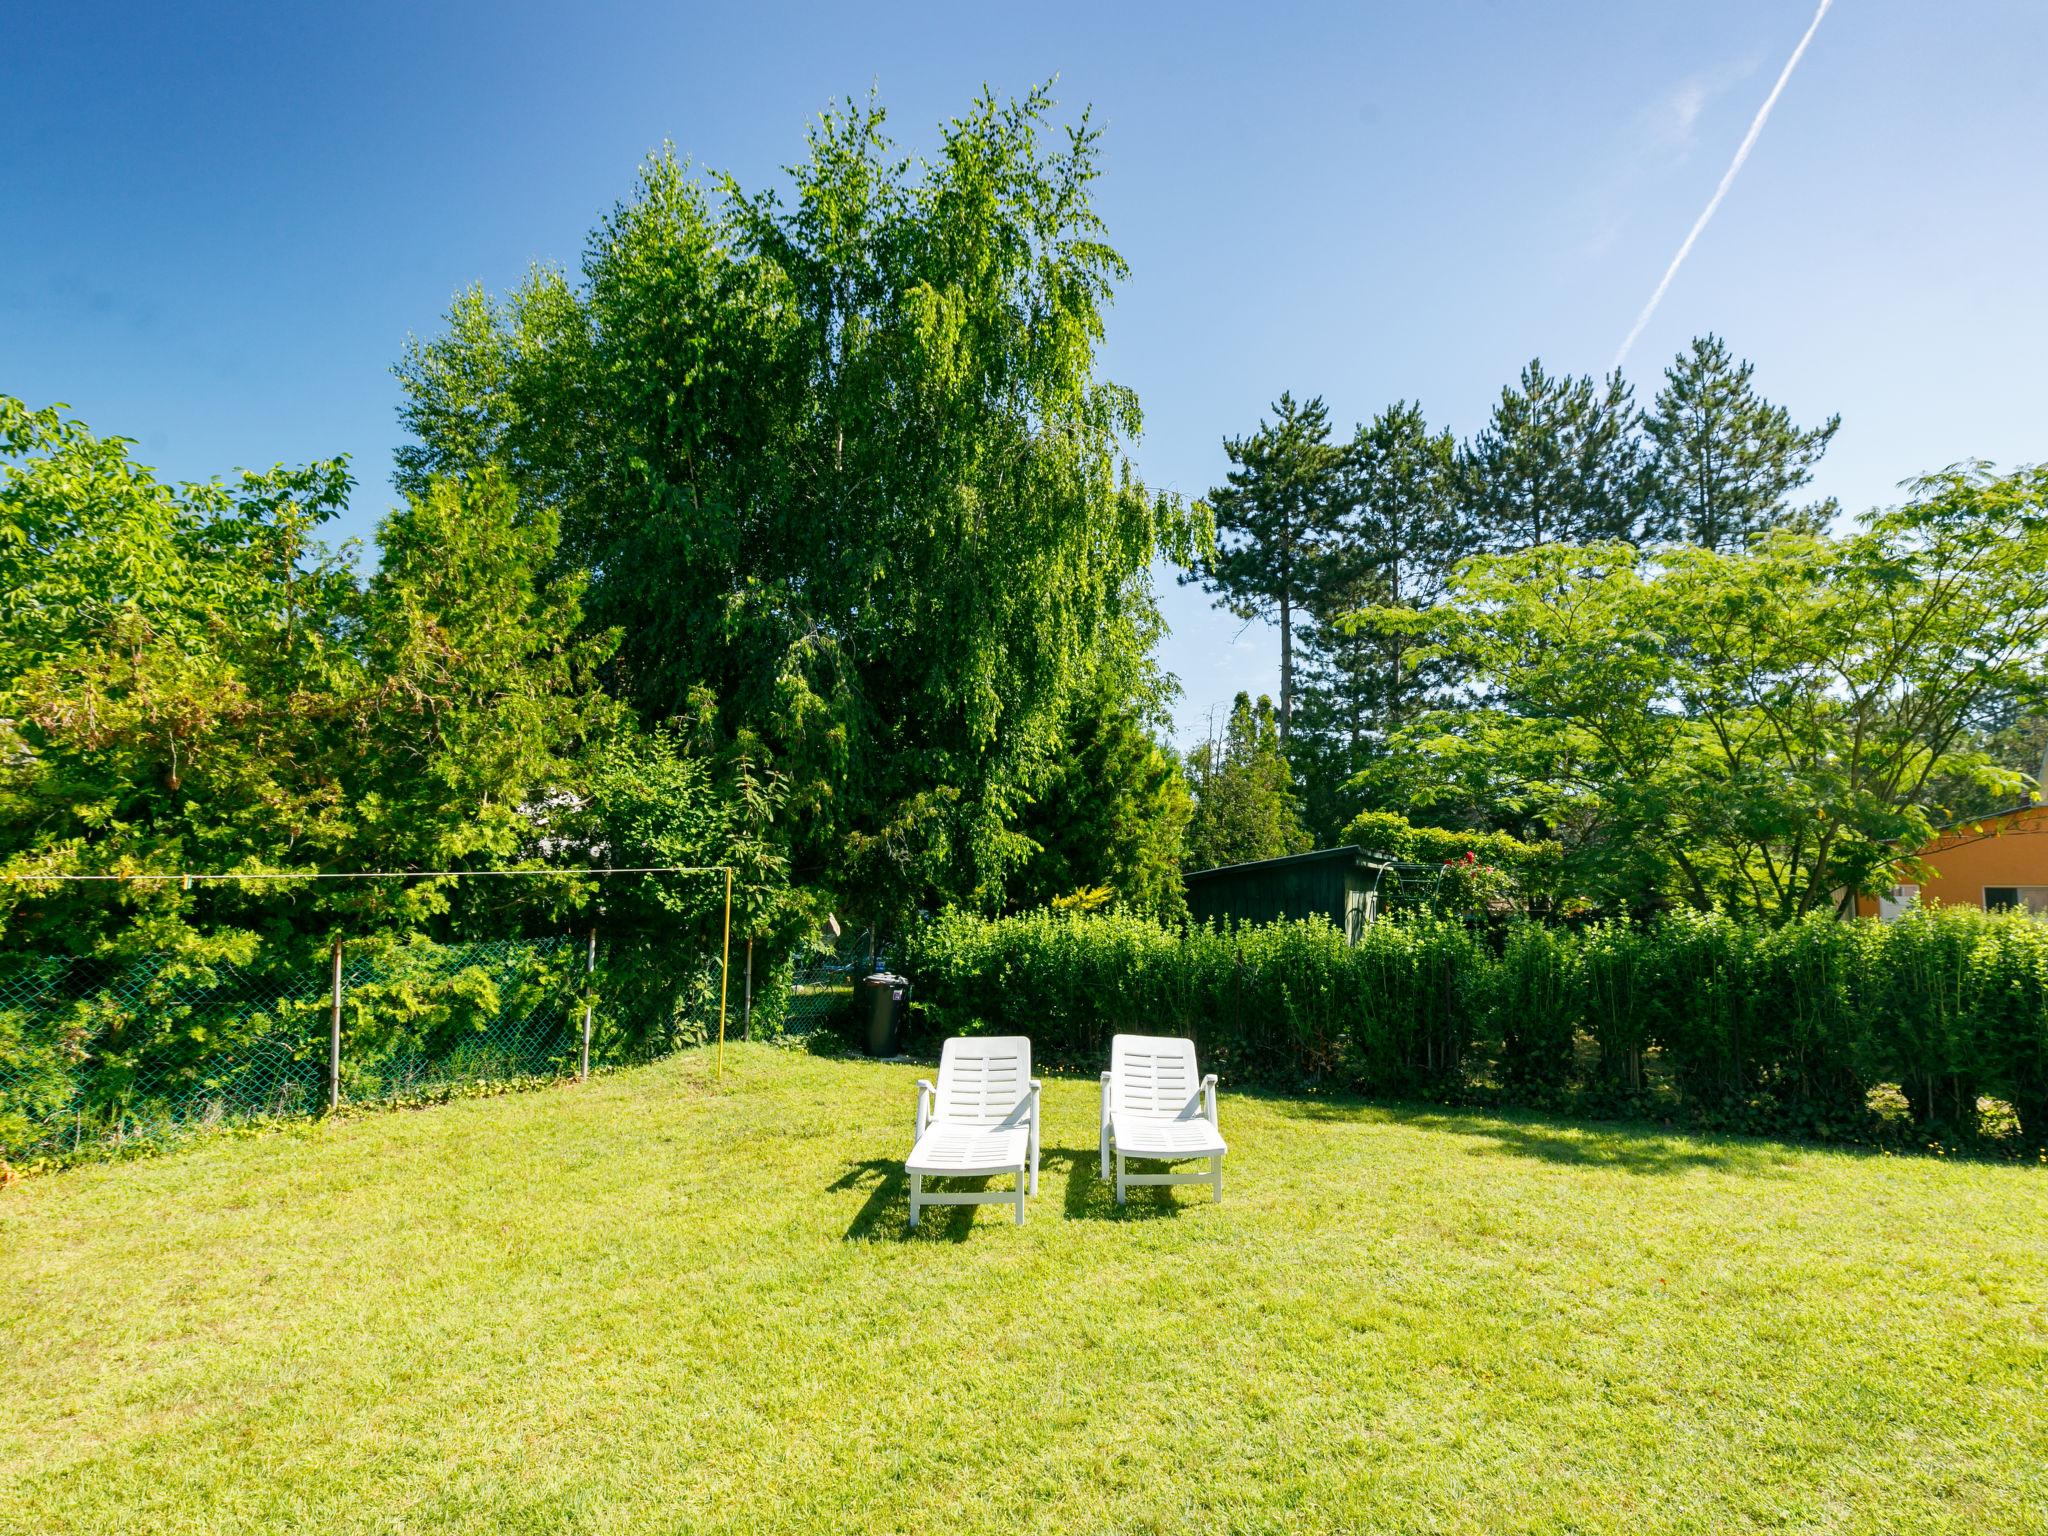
(1279, 588), (1293, 740)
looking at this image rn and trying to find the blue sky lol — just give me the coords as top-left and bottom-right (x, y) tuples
(5, 1), (2043, 747)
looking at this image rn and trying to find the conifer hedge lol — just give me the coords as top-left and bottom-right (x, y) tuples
(901, 905), (2048, 1146)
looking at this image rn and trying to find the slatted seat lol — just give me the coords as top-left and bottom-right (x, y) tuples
(1101, 1033), (1225, 1204)
(1110, 1112), (1225, 1161)
(906, 1123), (1029, 1177)
(907, 1036), (1040, 1229)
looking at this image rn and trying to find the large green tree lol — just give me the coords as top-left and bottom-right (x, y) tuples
(394, 88), (1196, 925)
(1186, 392), (1346, 737)
(1363, 464), (2048, 917)
(0, 395), (741, 959)
(1291, 401), (1464, 838)
(1641, 334), (1840, 550)
(1007, 597), (1192, 920)
(1463, 360), (1644, 552)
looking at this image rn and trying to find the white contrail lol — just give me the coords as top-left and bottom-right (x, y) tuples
(1612, 0), (1836, 369)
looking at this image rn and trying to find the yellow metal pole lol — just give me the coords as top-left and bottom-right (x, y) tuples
(716, 866), (733, 1083)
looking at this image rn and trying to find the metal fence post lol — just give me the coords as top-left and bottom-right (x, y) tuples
(327, 938), (343, 1113)
(580, 927), (596, 1082)
(716, 867), (732, 1082)
(744, 938), (753, 1041)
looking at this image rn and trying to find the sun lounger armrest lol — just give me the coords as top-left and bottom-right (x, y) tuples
(1027, 1079), (1043, 1173)
(1099, 1071), (1114, 1177)
(915, 1078), (935, 1138)
(1202, 1073), (1219, 1125)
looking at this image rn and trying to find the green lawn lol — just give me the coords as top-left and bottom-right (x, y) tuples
(3, 1045), (2044, 1534)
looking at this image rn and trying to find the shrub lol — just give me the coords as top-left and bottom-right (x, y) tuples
(1489, 923), (1581, 1089)
(1875, 906), (1987, 1131)
(1580, 920), (1649, 1093)
(1349, 912), (1482, 1093)
(1345, 810), (1565, 910)
(1969, 913), (2048, 1142)
(901, 904), (2048, 1151)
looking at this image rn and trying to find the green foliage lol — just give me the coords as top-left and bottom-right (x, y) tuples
(0, 392), (756, 1037)
(904, 905), (2048, 1149)
(1343, 810), (1563, 911)
(1184, 692), (1309, 870)
(0, 936), (665, 1163)
(1205, 337), (1856, 854)
(1, 395), (362, 952)
(1007, 599), (1192, 920)
(1185, 392), (1346, 734)
(1968, 914), (2048, 1141)
(1876, 904), (1988, 1129)
(1360, 463), (2048, 917)
(1291, 402), (1465, 838)
(1641, 333), (1839, 550)
(902, 906), (1482, 1094)
(1579, 918), (1649, 1091)
(394, 87), (1199, 924)
(1463, 359), (1645, 551)
(1491, 923), (1580, 1088)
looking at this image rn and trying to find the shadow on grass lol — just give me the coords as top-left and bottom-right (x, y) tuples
(831, 1157), (1022, 1243)
(1265, 1094), (1795, 1178)
(1053, 1145), (1210, 1221)
(831, 1146), (1206, 1236)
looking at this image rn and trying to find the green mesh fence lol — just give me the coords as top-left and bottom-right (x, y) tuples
(778, 930), (885, 1038)
(0, 936), (638, 1166)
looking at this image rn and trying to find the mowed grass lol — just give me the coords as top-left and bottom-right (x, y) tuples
(3, 1046), (2045, 1535)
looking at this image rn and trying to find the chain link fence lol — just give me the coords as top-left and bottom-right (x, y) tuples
(777, 927), (886, 1038)
(0, 934), (724, 1168)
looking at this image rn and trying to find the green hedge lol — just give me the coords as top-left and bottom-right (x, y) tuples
(900, 905), (2048, 1147)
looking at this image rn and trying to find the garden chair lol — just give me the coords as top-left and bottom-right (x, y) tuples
(906, 1036), (1041, 1228)
(1100, 1033), (1225, 1204)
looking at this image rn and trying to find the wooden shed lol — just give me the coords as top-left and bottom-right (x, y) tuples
(1182, 846), (1397, 941)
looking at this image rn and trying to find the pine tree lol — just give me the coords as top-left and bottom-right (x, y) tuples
(1463, 360), (1645, 552)
(1185, 693), (1311, 868)
(1188, 394), (1347, 738)
(1641, 334), (1840, 549)
(1292, 403), (1463, 839)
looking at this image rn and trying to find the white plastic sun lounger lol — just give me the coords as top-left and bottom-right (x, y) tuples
(1100, 1033), (1225, 1204)
(907, 1036), (1041, 1228)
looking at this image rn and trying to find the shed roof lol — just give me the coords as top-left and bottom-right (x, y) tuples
(1182, 844), (1399, 885)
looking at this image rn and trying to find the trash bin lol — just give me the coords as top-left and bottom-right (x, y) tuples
(861, 972), (908, 1057)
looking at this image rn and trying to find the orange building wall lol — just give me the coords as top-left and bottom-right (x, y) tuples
(1853, 804), (2048, 916)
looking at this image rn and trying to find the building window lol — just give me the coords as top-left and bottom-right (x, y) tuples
(1985, 886), (2048, 915)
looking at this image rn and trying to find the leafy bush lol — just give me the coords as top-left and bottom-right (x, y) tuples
(902, 904), (2048, 1149)
(0, 933), (721, 1161)
(1345, 810), (1564, 911)
(1488, 923), (1581, 1089)
(1873, 904), (1985, 1131)
(1969, 916), (2048, 1142)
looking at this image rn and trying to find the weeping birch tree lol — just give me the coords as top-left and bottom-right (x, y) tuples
(394, 88), (1200, 921)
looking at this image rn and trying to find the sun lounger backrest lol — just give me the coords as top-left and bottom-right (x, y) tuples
(935, 1035), (1032, 1126)
(1109, 1033), (1202, 1121)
